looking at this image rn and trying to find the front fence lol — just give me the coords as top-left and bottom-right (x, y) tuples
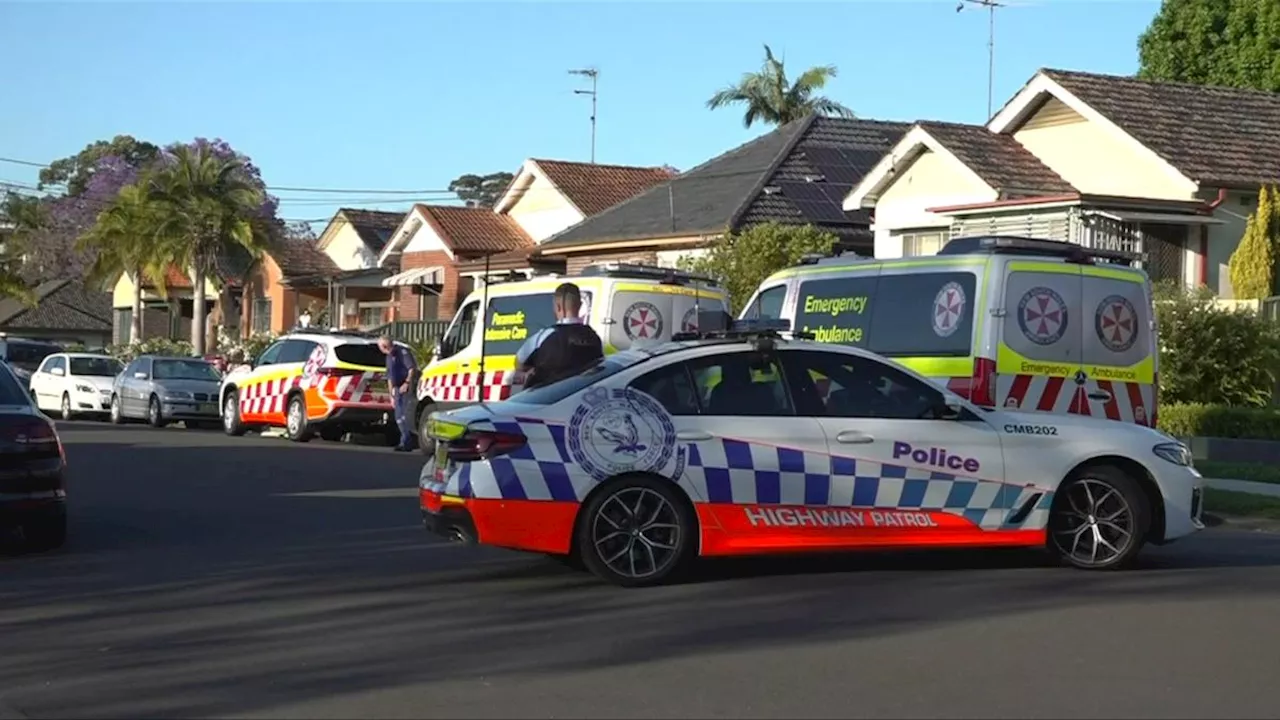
(373, 320), (470, 347)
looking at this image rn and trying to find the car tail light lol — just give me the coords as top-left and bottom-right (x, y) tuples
(0, 415), (64, 461)
(970, 357), (997, 407)
(447, 430), (526, 462)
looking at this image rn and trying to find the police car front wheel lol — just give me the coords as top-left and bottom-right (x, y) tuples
(1048, 465), (1150, 570)
(576, 474), (696, 587)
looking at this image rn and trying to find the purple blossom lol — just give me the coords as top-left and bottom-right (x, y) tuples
(162, 137), (280, 220)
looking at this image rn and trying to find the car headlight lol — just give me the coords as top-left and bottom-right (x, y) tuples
(163, 391), (193, 401)
(1153, 442), (1194, 467)
(75, 384), (94, 394)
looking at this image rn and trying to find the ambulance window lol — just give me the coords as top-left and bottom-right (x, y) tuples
(868, 272), (977, 357)
(670, 294), (727, 333)
(439, 301), (479, 359)
(793, 276), (878, 347)
(1002, 270), (1082, 365)
(485, 293), (555, 356)
(1081, 275), (1150, 369)
(609, 291), (675, 349)
(743, 285), (786, 320)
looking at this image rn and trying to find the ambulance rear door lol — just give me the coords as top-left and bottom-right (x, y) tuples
(1078, 266), (1155, 425)
(995, 260), (1085, 416)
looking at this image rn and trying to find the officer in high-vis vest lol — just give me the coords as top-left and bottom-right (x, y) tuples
(516, 282), (605, 389)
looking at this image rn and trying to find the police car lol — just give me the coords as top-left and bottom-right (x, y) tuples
(418, 320), (1204, 587)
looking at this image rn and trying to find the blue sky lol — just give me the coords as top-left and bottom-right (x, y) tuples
(0, 0), (1160, 226)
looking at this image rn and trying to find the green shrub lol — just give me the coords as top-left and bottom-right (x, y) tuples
(105, 337), (195, 363)
(1157, 402), (1280, 440)
(1153, 281), (1280, 407)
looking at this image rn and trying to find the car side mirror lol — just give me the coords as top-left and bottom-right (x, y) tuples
(51, 367), (65, 377)
(134, 372), (148, 380)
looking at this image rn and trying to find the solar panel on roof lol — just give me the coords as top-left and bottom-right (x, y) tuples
(778, 181), (852, 224)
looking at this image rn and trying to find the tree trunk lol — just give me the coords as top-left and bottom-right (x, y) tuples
(130, 267), (143, 345)
(191, 258), (207, 356)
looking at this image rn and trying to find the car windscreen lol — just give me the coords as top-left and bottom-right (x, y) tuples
(0, 364), (31, 405)
(507, 348), (660, 405)
(70, 357), (124, 377)
(3, 342), (59, 371)
(334, 343), (387, 368)
(152, 359), (221, 381)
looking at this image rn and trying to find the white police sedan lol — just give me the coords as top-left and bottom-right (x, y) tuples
(419, 321), (1204, 587)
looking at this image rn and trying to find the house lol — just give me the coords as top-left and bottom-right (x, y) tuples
(378, 159), (675, 320)
(111, 252), (253, 345)
(1, 279), (113, 348)
(844, 68), (1280, 297)
(529, 116), (910, 274)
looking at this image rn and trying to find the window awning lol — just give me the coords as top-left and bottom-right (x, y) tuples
(1090, 210), (1225, 225)
(381, 266), (444, 287)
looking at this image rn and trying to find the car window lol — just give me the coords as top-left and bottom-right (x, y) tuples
(69, 357), (124, 377)
(484, 291), (594, 356)
(256, 342), (286, 367)
(0, 363), (31, 405)
(36, 355), (59, 374)
(686, 351), (793, 417)
(3, 342), (60, 372)
(439, 300), (479, 359)
(507, 349), (656, 406)
(867, 271), (978, 357)
(277, 340), (319, 364)
(47, 356), (66, 373)
(629, 362), (700, 416)
(333, 342), (386, 368)
(122, 359), (139, 376)
(743, 284), (787, 321)
(152, 359), (221, 381)
(780, 349), (947, 420)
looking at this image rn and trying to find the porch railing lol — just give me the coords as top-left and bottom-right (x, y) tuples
(371, 320), (466, 345)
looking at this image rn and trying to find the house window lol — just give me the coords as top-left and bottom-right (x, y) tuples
(899, 230), (950, 257)
(114, 309), (132, 345)
(357, 302), (390, 329)
(417, 293), (440, 320)
(252, 298), (272, 334)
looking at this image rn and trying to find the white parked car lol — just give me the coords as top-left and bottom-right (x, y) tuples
(419, 321), (1205, 587)
(29, 352), (124, 420)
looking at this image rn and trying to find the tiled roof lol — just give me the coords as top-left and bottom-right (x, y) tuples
(917, 121), (1075, 197)
(0, 279), (111, 331)
(269, 239), (340, 278)
(417, 204), (533, 254)
(532, 160), (676, 216)
(339, 208), (403, 253)
(1042, 68), (1280, 188)
(143, 246), (255, 289)
(539, 116), (908, 250)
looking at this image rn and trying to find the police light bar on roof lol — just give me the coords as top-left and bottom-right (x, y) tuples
(730, 318), (791, 334)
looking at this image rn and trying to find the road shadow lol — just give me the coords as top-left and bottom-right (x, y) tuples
(2, 439), (1279, 718)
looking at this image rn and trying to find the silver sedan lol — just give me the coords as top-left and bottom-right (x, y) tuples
(110, 355), (223, 429)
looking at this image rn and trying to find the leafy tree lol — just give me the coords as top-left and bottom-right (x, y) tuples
(678, 222), (838, 311)
(147, 145), (273, 355)
(76, 184), (173, 344)
(707, 45), (854, 128)
(284, 220), (318, 242)
(449, 172), (515, 208)
(39, 135), (161, 196)
(1137, 0), (1280, 92)
(1228, 185), (1275, 299)
(1153, 281), (1280, 406)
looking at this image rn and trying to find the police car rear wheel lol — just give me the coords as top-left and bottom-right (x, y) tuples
(1048, 466), (1149, 570)
(222, 390), (246, 436)
(577, 475), (694, 587)
(416, 403), (436, 457)
(285, 395), (313, 442)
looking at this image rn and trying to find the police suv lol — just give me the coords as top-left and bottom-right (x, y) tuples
(419, 319), (1204, 587)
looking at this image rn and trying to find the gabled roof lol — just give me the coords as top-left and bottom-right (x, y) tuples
(268, 239), (340, 278)
(316, 208), (403, 254)
(992, 68), (1280, 188)
(916, 122), (1075, 197)
(537, 116), (909, 253)
(142, 247), (254, 289)
(531, 159), (676, 216)
(0, 279), (111, 332)
(417, 204), (533, 254)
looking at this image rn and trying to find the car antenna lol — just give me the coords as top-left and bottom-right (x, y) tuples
(477, 251), (492, 400)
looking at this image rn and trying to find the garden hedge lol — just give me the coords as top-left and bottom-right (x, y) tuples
(1157, 403), (1280, 441)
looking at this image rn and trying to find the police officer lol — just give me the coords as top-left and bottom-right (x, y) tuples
(378, 334), (418, 452)
(516, 282), (604, 389)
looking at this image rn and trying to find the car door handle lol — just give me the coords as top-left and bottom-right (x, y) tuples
(835, 430), (875, 444)
(676, 429), (712, 441)
(1088, 391), (1112, 401)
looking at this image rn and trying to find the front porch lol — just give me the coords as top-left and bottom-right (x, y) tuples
(274, 268), (397, 333)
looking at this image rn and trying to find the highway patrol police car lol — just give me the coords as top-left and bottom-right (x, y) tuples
(419, 319), (1204, 587)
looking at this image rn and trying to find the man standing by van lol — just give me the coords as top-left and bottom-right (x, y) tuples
(516, 282), (604, 389)
(379, 335), (418, 452)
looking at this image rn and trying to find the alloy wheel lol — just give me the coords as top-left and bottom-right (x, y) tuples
(61, 394), (71, 420)
(287, 400), (303, 435)
(590, 487), (682, 580)
(1050, 478), (1136, 567)
(223, 395), (236, 431)
(110, 397), (120, 422)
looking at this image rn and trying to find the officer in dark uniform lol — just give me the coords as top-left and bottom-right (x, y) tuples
(516, 282), (604, 389)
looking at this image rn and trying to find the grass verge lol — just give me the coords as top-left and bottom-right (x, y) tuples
(1204, 488), (1280, 521)
(1196, 460), (1280, 485)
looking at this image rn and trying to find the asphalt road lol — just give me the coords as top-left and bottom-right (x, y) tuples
(3, 422), (1280, 719)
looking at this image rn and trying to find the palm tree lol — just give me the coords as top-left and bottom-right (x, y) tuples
(707, 44), (854, 128)
(76, 183), (172, 344)
(146, 146), (269, 355)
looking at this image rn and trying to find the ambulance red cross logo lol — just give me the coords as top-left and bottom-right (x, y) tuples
(932, 281), (965, 338)
(1017, 287), (1068, 346)
(623, 301), (663, 340)
(1095, 295), (1138, 353)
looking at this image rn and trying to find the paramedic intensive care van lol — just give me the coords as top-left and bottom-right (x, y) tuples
(414, 262), (729, 450)
(739, 235), (1159, 427)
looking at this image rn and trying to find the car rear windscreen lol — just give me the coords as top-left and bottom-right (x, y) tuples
(334, 343), (388, 368)
(794, 271), (978, 357)
(0, 365), (30, 405)
(3, 342), (59, 371)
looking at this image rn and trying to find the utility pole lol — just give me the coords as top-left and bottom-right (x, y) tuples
(957, 0), (1005, 120)
(569, 68), (598, 163)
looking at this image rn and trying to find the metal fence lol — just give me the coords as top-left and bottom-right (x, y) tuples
(373, 320), (469, 346)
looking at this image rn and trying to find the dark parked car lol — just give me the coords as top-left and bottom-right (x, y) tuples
(0, 360), (67, 551)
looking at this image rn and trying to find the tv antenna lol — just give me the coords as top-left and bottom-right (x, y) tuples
(569, 68), (599, 164)
(957, 0), (1006, 120)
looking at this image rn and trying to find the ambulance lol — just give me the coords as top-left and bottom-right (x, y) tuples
(414, 262), (729, 452)
(739, 235), (1159, 426)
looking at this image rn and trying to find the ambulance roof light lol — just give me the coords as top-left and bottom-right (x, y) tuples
(939, 235), (1138, 265)
(579, 262), (720, 286)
